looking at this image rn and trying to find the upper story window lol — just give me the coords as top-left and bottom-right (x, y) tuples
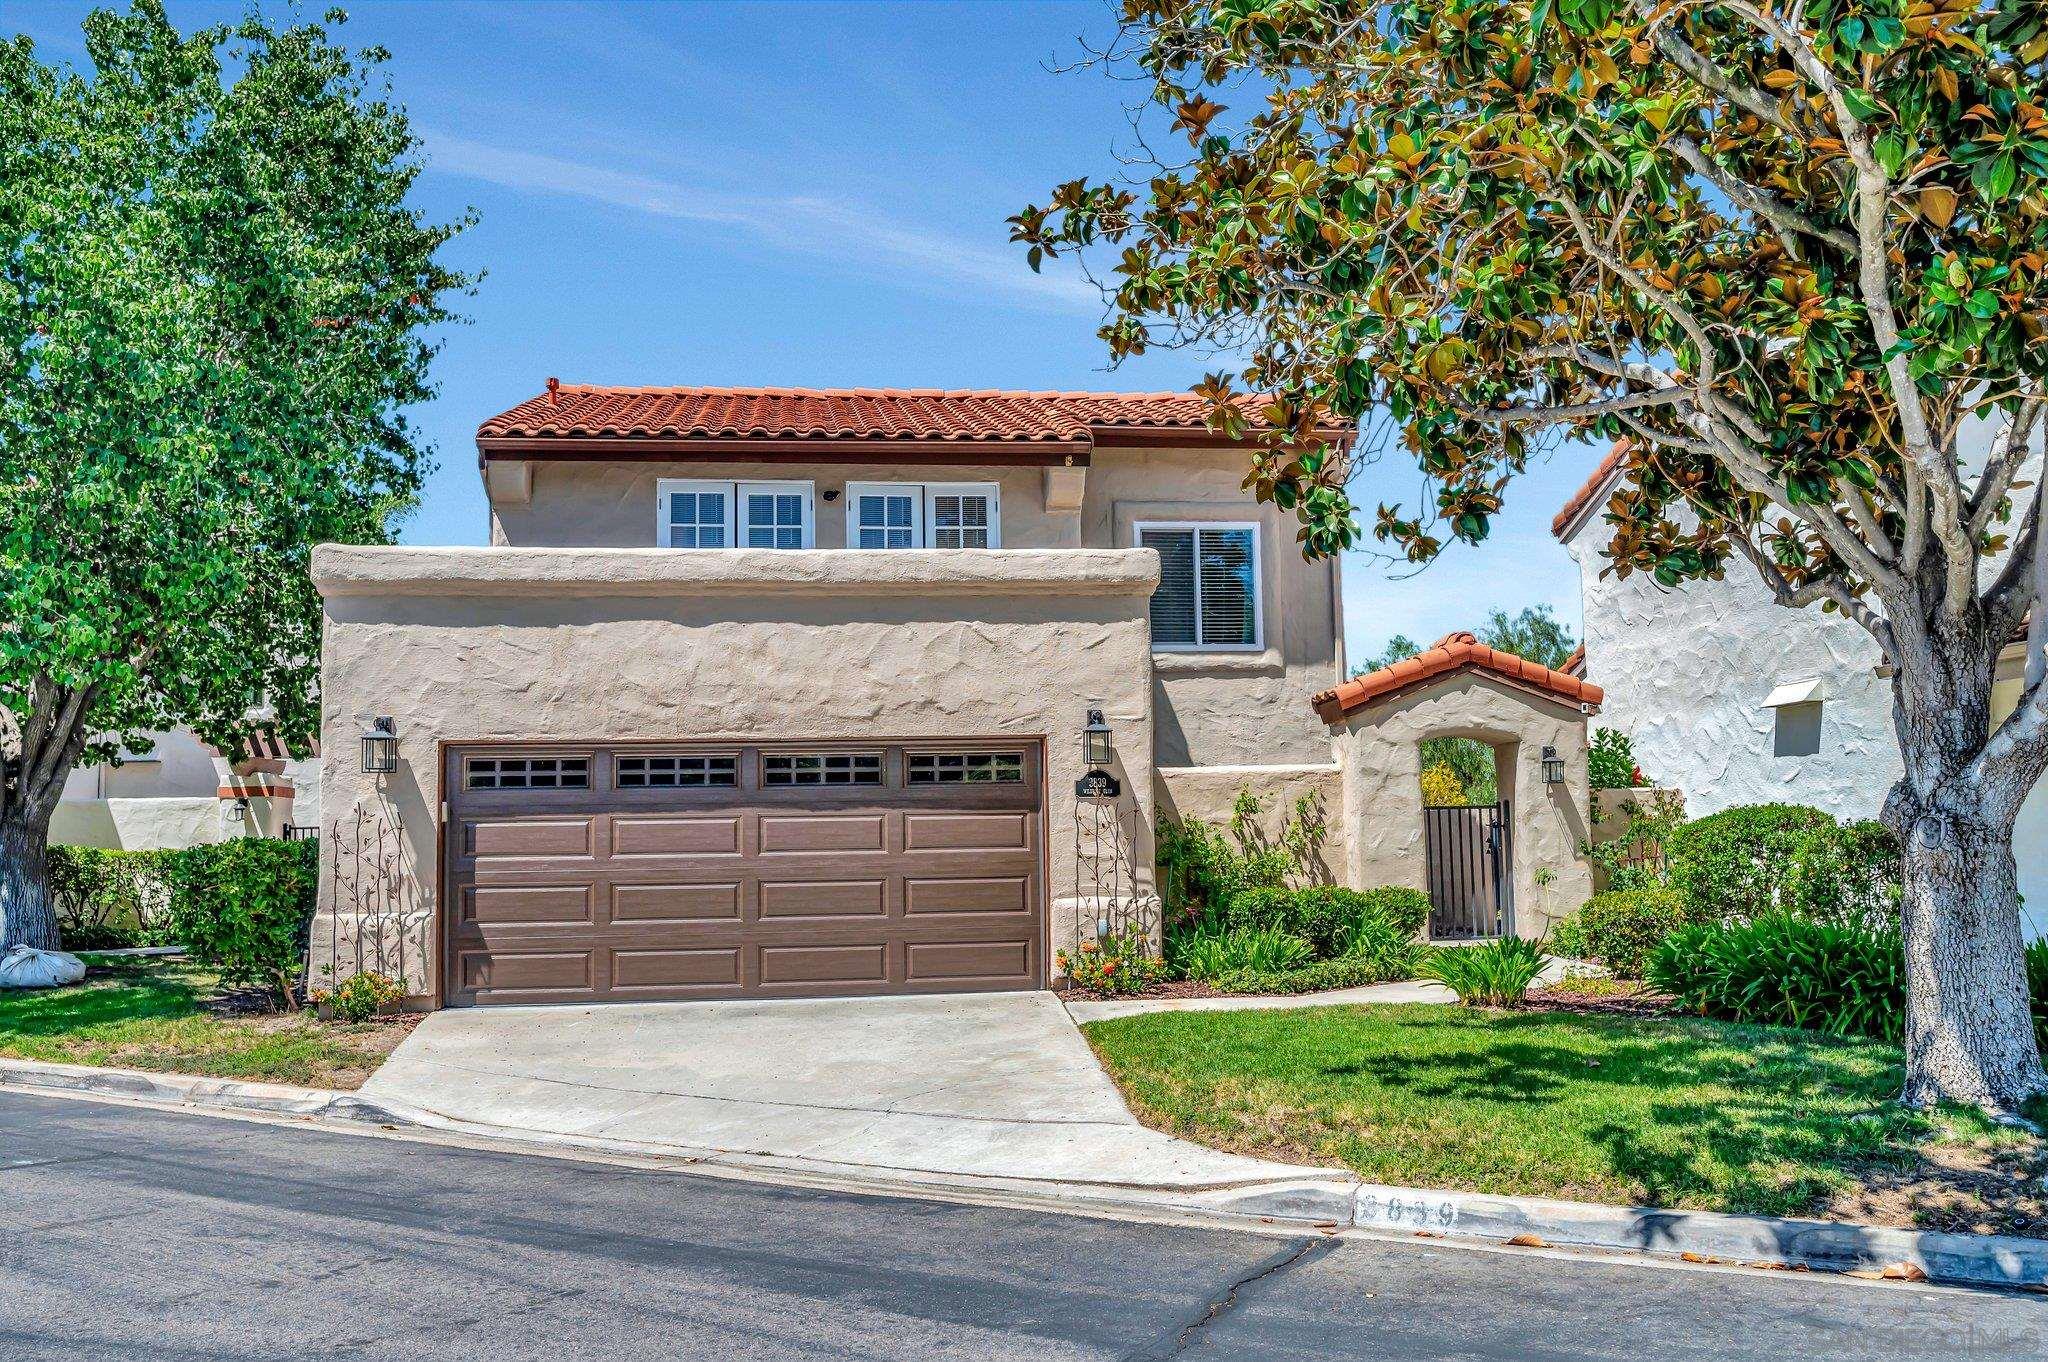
(1136, 522), (1262, 651)
(846, 482), (1000, 549)
(657, 479), (814, 549)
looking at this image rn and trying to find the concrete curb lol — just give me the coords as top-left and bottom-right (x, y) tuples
(6, 1056), (2042, 1291)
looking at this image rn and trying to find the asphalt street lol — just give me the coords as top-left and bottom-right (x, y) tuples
(1, 1090), (2043, 1360)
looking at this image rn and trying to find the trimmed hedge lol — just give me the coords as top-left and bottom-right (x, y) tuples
(47, 845), (179, 950)
(162, 839), (321, 999)
(50, 839), (320, 1001)
(1547, 888), (1694, 978)
(1663, 804), (1899, 925)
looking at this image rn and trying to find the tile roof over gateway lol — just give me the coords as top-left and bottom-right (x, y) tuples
(1311, 630), (1603, 724)
(475, 382), (1345, 453)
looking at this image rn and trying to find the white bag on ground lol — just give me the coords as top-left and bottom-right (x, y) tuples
(0, 944), (87, 989)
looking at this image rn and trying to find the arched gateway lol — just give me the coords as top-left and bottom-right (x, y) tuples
(1311, 632), (1604, 941)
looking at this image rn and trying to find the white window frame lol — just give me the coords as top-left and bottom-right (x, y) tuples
(1133, 519), (1265, 653)
(656, 478), (815, 549)
(737, 480), (816, 549)
(845, 481), (926, 550)
(924, 482), (1001, 549)
(842, 480), (1001, 549)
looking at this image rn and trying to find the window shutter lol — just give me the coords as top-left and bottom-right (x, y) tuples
(1196, 527), (1256, 646)
(1141, 528), (1198, 645)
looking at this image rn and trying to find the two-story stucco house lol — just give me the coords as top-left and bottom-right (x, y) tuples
(312, 384), (1390, 1008)
(1555, 442), (2046, 940)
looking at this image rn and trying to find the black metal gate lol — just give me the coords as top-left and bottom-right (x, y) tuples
(1424, 801), (1514, 939)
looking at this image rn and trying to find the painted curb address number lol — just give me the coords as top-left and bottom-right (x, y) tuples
(1357, 1192), (1461, 1231)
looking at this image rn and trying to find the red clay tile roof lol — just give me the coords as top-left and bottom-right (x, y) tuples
(1551, 439), (1632, 540)
(476, 383), (1338, 448)
(1560, 644), (1587, 678)
(1312, 631), (1603, 723)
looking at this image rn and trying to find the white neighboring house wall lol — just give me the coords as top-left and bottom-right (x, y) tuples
(1562, 495), (2047, 941)
(51, 726), (321, 851)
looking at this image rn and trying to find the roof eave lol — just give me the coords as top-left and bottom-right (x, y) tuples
(475, 435), (1095, 468)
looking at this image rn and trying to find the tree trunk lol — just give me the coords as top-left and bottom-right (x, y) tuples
(0, 800), (61, 952)
(1887, 611), (2047, 1113)
(1896, 799), (2044, 1111)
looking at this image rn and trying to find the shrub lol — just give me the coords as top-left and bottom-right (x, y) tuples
(1646, 915), (1905, 1041)
(1419, 761), (1466, 808)
(1352, 885), (1431, 938)
(1588, 728), (1645, 790)
(1172, 926), (1314, 981)
(1211, 949), (1421, 996)
(311, 970), (402, 1023)
(1418, 937), (1549, 1006)
(1786, 819), (1902, 925)
(162, 838), (321, 1003)
(1058, 927), (1168, 997)
(1158, 789), (1328, 937)
(1546, 889), (1692, 978)
(1332, 913), (1429, 979)
(1580, 792), (1685, 894)
(1663, 804), (1833, 920)
(1223, 885), (1429, 958)
(48, 846), (179, 950)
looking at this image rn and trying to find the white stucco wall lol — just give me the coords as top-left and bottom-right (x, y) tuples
(54, 724), (322, 849)
(1566, 506), (2046, 940)
(47, 796), (227, 851)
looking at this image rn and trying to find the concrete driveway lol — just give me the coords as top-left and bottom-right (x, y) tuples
(359, 992), (1325, 1191)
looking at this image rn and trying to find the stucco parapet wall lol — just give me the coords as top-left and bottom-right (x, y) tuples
(311, 545), (1160, 599)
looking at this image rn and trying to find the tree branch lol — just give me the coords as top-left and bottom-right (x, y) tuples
(1666, 135), (1857, 254)
(1727, 525), (1897, 657)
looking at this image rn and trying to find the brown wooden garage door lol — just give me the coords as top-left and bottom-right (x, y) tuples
(441, 741), (1045, 1006)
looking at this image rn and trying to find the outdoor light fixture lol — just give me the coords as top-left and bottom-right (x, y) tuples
(1082, 708), (1114, 768)
(1541, 744), (1567, 785)
(360, 716), (398, 774)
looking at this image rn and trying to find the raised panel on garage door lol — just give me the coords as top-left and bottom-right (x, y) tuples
(442, 741), (1044, 1006)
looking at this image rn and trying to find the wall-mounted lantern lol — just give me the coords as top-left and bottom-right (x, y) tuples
(1082, 708), (1114, 768)
(1541, 744), (1567, 785)
(360, 716), (398, 774)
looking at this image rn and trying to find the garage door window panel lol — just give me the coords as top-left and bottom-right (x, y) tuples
(465, 756), (591, 791)
(763, 752), (884, 787)
(908, 751), (1024, 785)
(616, 754), (738, 788)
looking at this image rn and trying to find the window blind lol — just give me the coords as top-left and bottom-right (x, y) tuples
(1197, 527), (1256, 646)
(1142, 528), (1198, 645)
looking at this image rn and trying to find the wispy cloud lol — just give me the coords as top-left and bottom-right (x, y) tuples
(426, 133), (1102, 314)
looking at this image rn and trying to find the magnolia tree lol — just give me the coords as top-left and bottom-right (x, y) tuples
(0, 2), (472, 952)
(1015, 0), (2048, 1109)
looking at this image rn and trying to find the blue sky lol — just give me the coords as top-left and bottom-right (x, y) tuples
(15, 0), (1602, 663)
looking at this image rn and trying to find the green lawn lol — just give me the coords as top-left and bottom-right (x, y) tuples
(1082, 1003), (2046, 1225)
(0, 956), (411, 1090)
